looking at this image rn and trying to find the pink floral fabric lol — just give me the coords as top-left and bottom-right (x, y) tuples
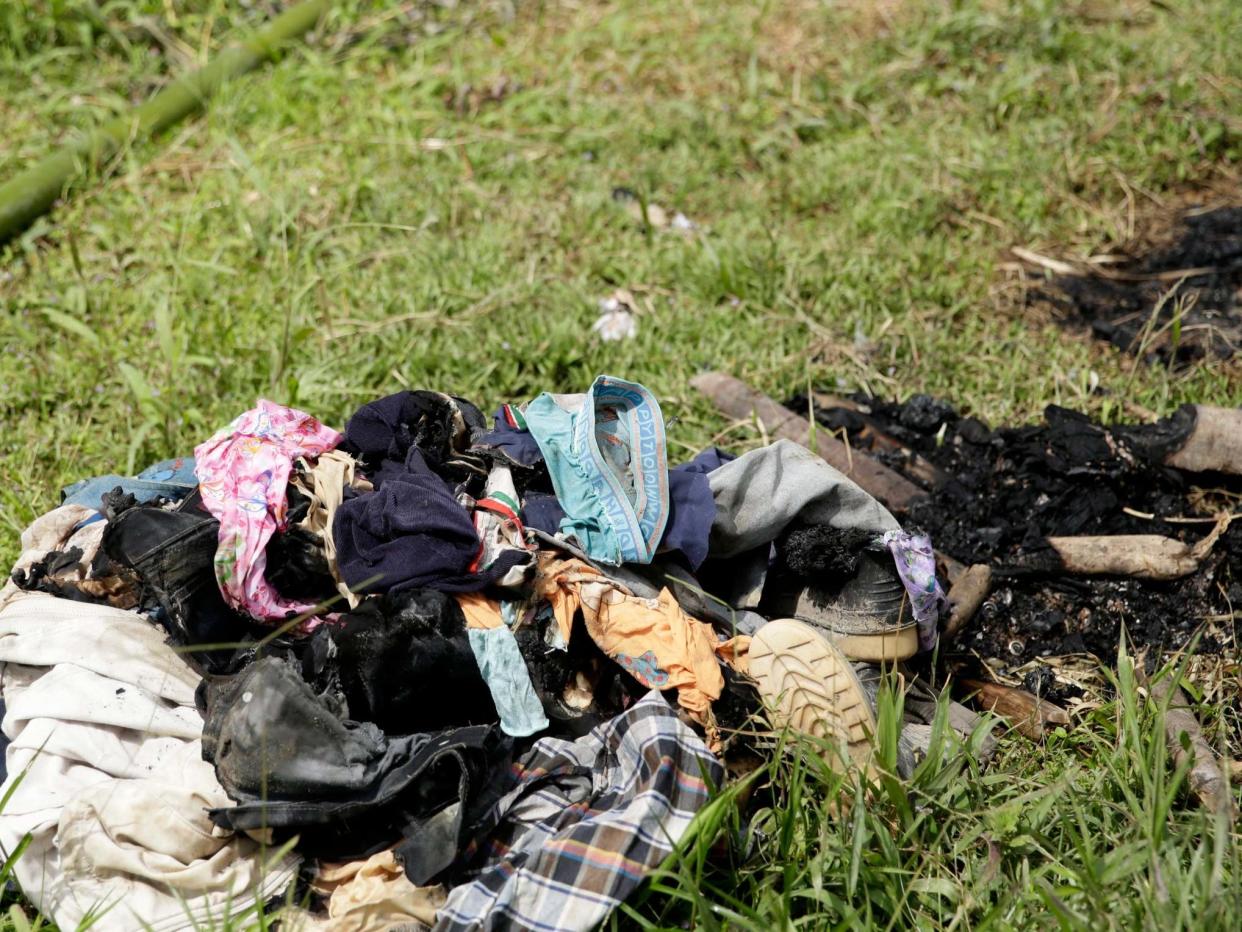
(194, 400), (342, 629)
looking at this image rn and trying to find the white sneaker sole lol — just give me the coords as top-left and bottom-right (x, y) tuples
(749, 618), (877, 771)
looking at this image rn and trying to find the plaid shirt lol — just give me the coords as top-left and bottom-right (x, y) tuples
(434, 692), (722, 931)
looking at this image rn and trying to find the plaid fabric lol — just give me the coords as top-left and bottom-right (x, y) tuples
(434, 692), (722, 932)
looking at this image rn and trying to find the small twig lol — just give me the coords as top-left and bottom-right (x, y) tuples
(834, 426), (853, 475)
(1011, 246), (1218, 283)
(1189, 513), (1233, 561)
(1094, 266), (1219, 283)
(1123, 507), (1242, 524)
(1011, 246), (1077, 276)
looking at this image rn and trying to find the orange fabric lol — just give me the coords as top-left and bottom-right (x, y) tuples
(455, 592), (504, 630)
(533, 554), (748, 738)
(714, 634), (750, 676)
(532, 554), (602, 644)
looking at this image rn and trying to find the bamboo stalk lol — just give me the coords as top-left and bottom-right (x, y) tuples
(0, 0), (330, 245)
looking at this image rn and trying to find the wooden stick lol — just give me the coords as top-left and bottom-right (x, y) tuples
(1047, 533), (1217, 580)
(1147, 675), (1233, 816)
(692, 372), (927, 513)
(960, 679), (1069, 742)
(1011, 246), (1078, 276)
(809, 391), (952, 489)
(1004, 521), (1230, 581)
(943, 564), (992, 640)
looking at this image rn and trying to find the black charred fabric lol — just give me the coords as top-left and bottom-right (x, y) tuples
(264, 481), (339, 604)
(200, 654), (515, 882)
(11, 547), (92, 601)
(339, 389), (488, 490)
(511, 616), (645, 737)
(313, 589), (500, 735)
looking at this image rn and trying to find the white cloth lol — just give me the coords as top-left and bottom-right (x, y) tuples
(0, 591), (299, 931)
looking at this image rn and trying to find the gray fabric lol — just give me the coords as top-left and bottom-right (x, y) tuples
(706, 440), (898, 559)
(703, 549), (769, 611)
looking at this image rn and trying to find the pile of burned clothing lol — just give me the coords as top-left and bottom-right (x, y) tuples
(0, 375), (947, 932)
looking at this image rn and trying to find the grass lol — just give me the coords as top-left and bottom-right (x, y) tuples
(0, 0), (1239, 928)
(617, 649), (1241, 930)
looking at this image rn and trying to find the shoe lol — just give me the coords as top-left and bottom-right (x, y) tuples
(749, 618), (877, 771)
(761, 550), (917, 662)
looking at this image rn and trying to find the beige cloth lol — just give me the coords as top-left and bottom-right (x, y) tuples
(311, 849), (445, 931)
(293, 450), (372, 609)
(0, 591), (299, 932)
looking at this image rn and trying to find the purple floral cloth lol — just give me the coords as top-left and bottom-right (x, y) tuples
(882, 529), (947, 651)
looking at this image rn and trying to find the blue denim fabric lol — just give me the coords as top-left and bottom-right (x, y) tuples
(61, 457), (198, 511)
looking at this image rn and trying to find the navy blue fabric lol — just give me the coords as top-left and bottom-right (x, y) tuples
(658, 450), (732, 570)
(477, 409), (545, 468)
(340, 391), (485, 484)
(333, 450), (525, 595)
(521, 492), (566, 536)
(675, 447), (735, 475)
(661, 469), (715, 569)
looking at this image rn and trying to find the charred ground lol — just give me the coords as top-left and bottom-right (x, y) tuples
(795, 392), (1241, 710)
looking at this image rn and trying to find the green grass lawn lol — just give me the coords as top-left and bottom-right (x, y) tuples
(1, 1), (1239, 928)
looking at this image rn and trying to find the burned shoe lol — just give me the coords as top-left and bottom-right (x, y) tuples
(749, 618), (877, 771)
(762, 548), (917, 662)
